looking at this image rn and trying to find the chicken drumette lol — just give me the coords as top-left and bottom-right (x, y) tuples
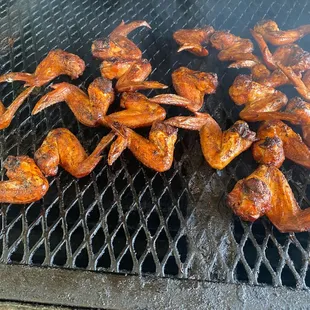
(35, 128), (115, 178)
(227, 164), (310, 233)
(165, 112), (256, 170)
(0, 156), (49, 204)
(92, 20), (167, 92)
(253, 20), (310, 46)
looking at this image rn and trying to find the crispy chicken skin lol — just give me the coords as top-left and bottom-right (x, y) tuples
(173, 26), (215, 56)
(32, 80), (169, 129)
(0, 49), (85, 87)
(227, 165), (310, 233)
(210, 31), (260, 68)
(253, 120), (310, 169)
(165, 113), (256, 169)
(0, 87), (34, 129)
(0, 156), (49, 204)
(35, 128), (115, 178)
(253, 20), (310, 46)
(106, 120), (178, 172)
(93, 20), (166, 92)
(229, 75), (288, 121)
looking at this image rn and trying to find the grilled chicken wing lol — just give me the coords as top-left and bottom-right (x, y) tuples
(253, 120), (310, 169)
(0, 156), (49, 204)
(210, 31), (260, 68)
(0, 87), (34, 129)
(148, 67), (218, 112)
(253, 20), (310, 46)
(106, 120), (178, 172)
(32, 79), (170, 128)
(229, 75), (288, 121)
(35, 128), (115, 178)
(0, 49), (85, 87)
(173, 26), (215, 56)
(227, 164), (310, 232)
(92, 20), (166, 92)
(165, 113), (256, 169)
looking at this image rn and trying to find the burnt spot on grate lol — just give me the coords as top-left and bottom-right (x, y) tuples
(0, 0), (309, 291)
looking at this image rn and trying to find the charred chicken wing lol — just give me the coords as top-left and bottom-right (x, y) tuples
(227, 165), (310, 232)
(0, 156), (49, 204)
(173, 26), (215, 56)
(35, 128), (115, 178)
(253, 20), (310, 46)
(165, 112), (256, 170)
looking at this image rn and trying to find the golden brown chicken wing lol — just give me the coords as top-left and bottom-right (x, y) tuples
(0, 87), (34, 129)
(253, 20), (310, 46)
(229, 75), (288, 121)
(0, 49), (85, 87)
(32, 80), (168, 129)
(210, 31), (260, 68)
(106, 119), (178, 172)
(165, 113), (256, 169)
(34, 128), (115, 178)
(227, 164), (310, 232)
(0, 156), (49, 204)
(173, 26), (215, 56)
(253, 120), (310, 169)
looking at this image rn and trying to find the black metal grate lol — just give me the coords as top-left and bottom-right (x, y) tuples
(0, 0), (310, 290)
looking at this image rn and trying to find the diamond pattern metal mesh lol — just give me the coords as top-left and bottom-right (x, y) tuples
(0, 0), (310, 290)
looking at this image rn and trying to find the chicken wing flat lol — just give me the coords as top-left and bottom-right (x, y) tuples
(0, 49), (85, 87)
(210, 31), (260, 68)
(229, 75), (288, 121)
(0, 156), (49, 204)
(253, 120), (310, 169)
(165, 113), (256, 170)
(253, 20), (310, 46)
(106, 120), (178, 172)
(35, 128), (115, 178)
(0, 87), (34, 130)
(173, 26), (215, 56)
(227, 164), (310, 232)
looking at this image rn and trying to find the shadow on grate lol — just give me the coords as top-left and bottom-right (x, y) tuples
(0, 0), (309, 291)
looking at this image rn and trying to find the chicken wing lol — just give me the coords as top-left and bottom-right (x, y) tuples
(0, 49), (85, 87)
(253, 20), (310, 46)
(173, 26), (215, 56)
(32, 80), (169, 128)
(34, 128), (115, 178)
(253, 120), (310, 169)
(227, 164), (310, 232)
(229, 75), (288, 121)
(0, 156), (49, 204)
(0, 87), (34, 129)
(210, 31), (260, 68)
(93, 20), (166, 92)
(106, 119), (178, 172)
(165, 113), (256, 170)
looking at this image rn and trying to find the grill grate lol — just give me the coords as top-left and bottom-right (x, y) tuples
(0, 0), (310, 290)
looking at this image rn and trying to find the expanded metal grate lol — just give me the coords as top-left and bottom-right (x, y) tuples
(0, 0), (310, 291)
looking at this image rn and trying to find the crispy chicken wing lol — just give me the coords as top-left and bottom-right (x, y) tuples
(253, 20), (310, 46)
(253, 120), (310, 169)
(210, 31), (260, 68)
(165, 113), (256, 169)
(0, 49), (85, 87)
(229, 75), (288, 121)
(32, 80), (169, 129)
(34, 128), (115, 178)
(106, 120), (178, 172)
(227, 165), (310, 232)
(0, 156), (49, 204)
(0, 87), (34, 129)
(93, 20), (166, 92)
(173, 26), (215, 56)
